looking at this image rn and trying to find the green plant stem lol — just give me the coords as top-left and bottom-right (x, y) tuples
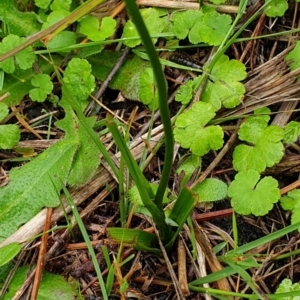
(123, 0), (174, 212)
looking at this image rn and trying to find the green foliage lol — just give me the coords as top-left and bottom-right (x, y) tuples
(233, 108), (284, 173)
(201, 55), (247, 109)
(0, 243), (22, 267)
(2, 265), (79, 300)
(174, 102), (224, 156)
(175, 80), (194, 104)
(63, 58), (95, 105)
(55, 98), (101, 187)
(264, 0), (288, 17)
(88, 51), (152, 103)
(176, 154), (202, 187)
(286, 41), (300, 71)
(0, 35), (35, 73)
(29, 74), (53, 102)
(0, 0), (41, 36)
(139, 67), (160, 109)
(193, 178), (228, 202)
(79, 16), (116, 42)
(228, 170), (280, 216)
(283, 121), (300, 143)
(172, 8), (232, 46)
(0, 103), (20, 149)
(0, 139), (78, 243)
(0, 56), (61, 106)
(280, 189), (300, 231)
(47, 31), (77, 50)
(123, 8), (164, 47)
(275, 278), (300, 300)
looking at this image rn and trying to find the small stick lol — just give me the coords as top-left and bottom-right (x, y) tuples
(31, 208), (53, 300)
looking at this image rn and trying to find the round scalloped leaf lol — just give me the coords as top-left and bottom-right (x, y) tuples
(228, 170), (280, 216)
(174, 102), (224, 156)
(193, 178), (227, 202)
(29, 74), (53, 102)
(264, 0), (288, 17)
(0, 124), (20, 149)
(284, 121), (300, 143)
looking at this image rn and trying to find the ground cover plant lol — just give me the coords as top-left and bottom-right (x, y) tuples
(1, 0), (300, 299)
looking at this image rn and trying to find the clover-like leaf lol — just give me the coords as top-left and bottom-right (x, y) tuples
(201, 55), (246, 109)
(264, 0), (288, 17)
(228, 170), (280, 216)
(286, 41), (300, 72)
(123, 8), (164, 47)
(174, 102), (224, 156)
(175, 80), (193, 104)
(63, 58), (95, 104)
(79, 16), (116, 42)
(29, 74), (53, 102)
(0, 34), (35, 73)
(233, 112), (284, 173)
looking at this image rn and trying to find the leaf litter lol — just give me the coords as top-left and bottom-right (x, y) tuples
(1, 1), (300, 299)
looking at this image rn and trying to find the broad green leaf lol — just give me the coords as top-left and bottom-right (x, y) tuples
(79, 16), (116, 41)
(199, 10), (232, 46)
(285, 41), (300, 74)
(0, 102), (9, 121)
(0, 56), (62, 106)
(2, 266), (78, 300)
(284, 121), (300, 143)
(0, 0), (41, 37)
(176, 154), (201, 187)
(0, 35), (35, 74)
(174, 102), (224, 156)
(0, 243), (22, 266)
(0, 139), (78, 243)
(123, 8), (164, 47)
(139, 67), (159, 110)
(29, 74), (53, 102)
(55, 98), (101, 187)
(228, 170), (280, 216)
(0, 124), (20, 149)
(42, 10), (70, 29)
(233, 113), (284, 172)
(47, 31), (77, 50)
(193, 178), (228, 202)
(88, 51), (151, 102)
(107, 228), (160, 254)
(275, 279), (300, 300)
(264, 0), (288, 17)
(63, 58), (95, 104)
(202, 55), (246, 109)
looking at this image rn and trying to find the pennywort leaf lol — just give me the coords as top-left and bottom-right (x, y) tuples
(285, 41), (300, 71)
(233, 109), (284, 173)
(201, 55), (247, 110)
(123, 8), (164, 47)
(29, 74), (53, 102)
(228, 170), (280, 216)
(275, 278), (300, 299)
(264, 0), (288, 17)
(176, 154), (201, 187)
(63, 58), (95, 104)
(0, 34), (35, 74)
(174, 102), (224, 156)
(280, 189), (300, 232)
(0, 125), (20, 149)
(0, 102), (9, 121)
(79, 16), (116, 42)
(283, 121), (300, 143)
